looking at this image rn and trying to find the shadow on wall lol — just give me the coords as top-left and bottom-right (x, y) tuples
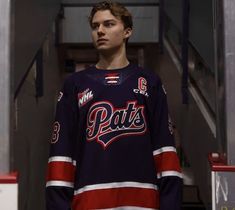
(13, 31), (63, 210)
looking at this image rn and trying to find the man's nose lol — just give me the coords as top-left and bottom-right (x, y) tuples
(97, 25), (105, 35)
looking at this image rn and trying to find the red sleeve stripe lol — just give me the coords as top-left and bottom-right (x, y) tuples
(153, 146), (176, 156)
(157, 171), (182, 179)
(153, 151), (181, 173)
(72, 183), (159, 209)
(48, 156), (76, 166)
(46, 180), (74, 188)
(46, 161), (75, 182)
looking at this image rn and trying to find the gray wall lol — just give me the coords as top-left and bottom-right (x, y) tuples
(14, 0), (60, 93)
(162, 1), (218, 204)
(189, 0), (214, 71)
(61, 6), (159, 43)
(157, 50), (217, 208)
(165, 0), (182, 30)
(13, 2), (61, 208)
(62, 0), (158, 4)
(165, 0), (215, 71)
(13, 31), (62, 210)
(143, 43), (217, 207)
(0, 0), (12, 173)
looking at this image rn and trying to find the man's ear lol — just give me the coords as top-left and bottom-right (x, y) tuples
(124, 28), (132, 39)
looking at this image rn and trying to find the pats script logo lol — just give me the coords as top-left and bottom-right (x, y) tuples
(86, 101), (146, 148)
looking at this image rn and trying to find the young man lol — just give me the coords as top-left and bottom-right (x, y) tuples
(46, 1), (182, 210)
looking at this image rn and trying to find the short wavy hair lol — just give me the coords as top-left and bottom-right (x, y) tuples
(89, 1), (133, 30)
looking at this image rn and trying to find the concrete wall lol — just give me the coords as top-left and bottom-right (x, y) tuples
(13, 30), (62, 210)
(164, 0), (215, 71)
(14, 0), (60, 93)
(0, 0), (12, 173)
(62, 0), (158, 4)
(61, 6), (159, 43)
(158, 44), (217, 209)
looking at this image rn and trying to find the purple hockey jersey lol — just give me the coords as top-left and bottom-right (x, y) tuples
(46, 64), (182, 210)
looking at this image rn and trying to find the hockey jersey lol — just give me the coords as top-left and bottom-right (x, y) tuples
(46, 63), (182, 210)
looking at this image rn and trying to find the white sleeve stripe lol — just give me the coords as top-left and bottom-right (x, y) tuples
(153, 146), (176, 156)
(46, 181), (74, 188)
(157, 171), (182, 179)
(48, 156), (76, 166)
(74, 181), (158, 195)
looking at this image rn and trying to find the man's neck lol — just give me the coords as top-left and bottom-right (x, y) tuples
(96, 46), (129, 70)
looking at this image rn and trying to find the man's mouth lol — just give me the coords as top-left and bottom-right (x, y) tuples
(97, 38), (108, 43)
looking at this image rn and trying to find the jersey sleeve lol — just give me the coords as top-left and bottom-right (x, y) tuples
(45, 76), (78, 210)
(149, 77), (183, 210)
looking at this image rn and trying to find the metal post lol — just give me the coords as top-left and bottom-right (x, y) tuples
(181, 0), (189, 104)
(0, 0), (12, 172)
(159, 0), (165, 54)
(214, 0), (226, 159)
(222, 0), (235, 165)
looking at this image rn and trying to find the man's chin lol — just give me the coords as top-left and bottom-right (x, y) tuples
(96, 45), (109, 51)
(96, 45), (121, 54)
(96, 46), (113, 54)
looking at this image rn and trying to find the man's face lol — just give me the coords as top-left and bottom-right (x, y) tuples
(91, 10), (132, 53)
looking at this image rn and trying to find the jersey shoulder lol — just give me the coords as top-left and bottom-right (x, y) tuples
(62, 66), (95, 87)
(137, 66), (162, 87)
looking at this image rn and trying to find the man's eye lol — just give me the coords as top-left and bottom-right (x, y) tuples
(91, 24), (99, 30)
(105, 22), (115, 27)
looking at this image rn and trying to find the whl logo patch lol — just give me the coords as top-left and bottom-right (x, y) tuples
(78, 89), (93, 107)
(86, 101), (147, 149)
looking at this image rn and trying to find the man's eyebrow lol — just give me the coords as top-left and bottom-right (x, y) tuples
(92, 19), (117, 24)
